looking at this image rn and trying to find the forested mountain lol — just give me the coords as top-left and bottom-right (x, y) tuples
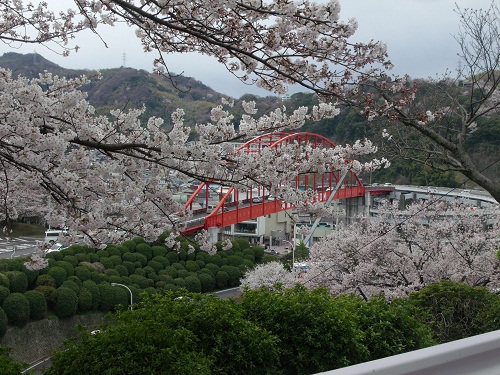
(1, 52), (497, 189)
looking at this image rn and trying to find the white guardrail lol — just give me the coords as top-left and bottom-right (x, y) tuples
(315, 329), (500, 375)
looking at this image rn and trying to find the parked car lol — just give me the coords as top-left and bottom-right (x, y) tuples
(252, 197), (263, 203)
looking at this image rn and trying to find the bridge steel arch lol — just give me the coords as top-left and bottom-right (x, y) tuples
(182, 132), (365, 234)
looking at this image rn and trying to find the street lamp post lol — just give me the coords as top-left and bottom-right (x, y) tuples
(111, 283), (133, 311)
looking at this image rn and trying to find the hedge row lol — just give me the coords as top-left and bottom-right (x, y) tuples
(0, 237), (268, 333)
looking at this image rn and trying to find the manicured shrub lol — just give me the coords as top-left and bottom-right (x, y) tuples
(67, 276), (82, 287)
(133, 268), (146, 277)
(114, 265), (129, 277)
(147, 260), (163, 273)
(178, 249), (187, 261)
(60, 247), (75, 257)
(105, 269), (120, 278)
(0, 307), (7, 338)
(204, 263), (219, 275)
(121, 240), (137, 252)
(74, 253), (90, 263)
(21, 267), (39, 288)
(224, 255), (245, 267)
(78, 288), (94, 312)
(173, 278), (186, 288)
(0, 287), (8, 306)
(61, 280), (80, 294)
(250, 246), (265, 261)
(48, 266), (67, 287)
(82, 280), (100, 310)
(62, 255), (79, 267)
(106, 246), (123, 257)
(177, 269), (189, 278)
(164, 266), (178, 279)
(91, 272), (107, 284)
(206, 255), (223, 267)
(129, 274), (149, 289)
(46, 251), (63, 261)
(24, 290), (47, 320)
(54, 261), (75, 277)
(0, 274), (9, 289)
(232, 238), (250, 251)
(163, 283), (177, 292)
(122, 252), (136, 263)
(34, 286), (58, 307)
(109, 255), (122, 267)
(136, 243), (153, 260)
(152, 245), (167, 257)
(151, 255), (170, 269)
(185, 260), (200, 273)
(2, 293), (30, 327)
(0, 259), (21, 272)
(198, 273), (216, 293)
(99, 257), (114, 269)
(55, 287), (78, 318)
(88, 253), (100, 263)
(98, 284), (128, 312)
(219, 265), (241, 287)
(6, 271), (28, 293)
(96, 250), (109, 258)
(135, 253), (148, 267)
(121, 261), (135, 275)
(35, 274), (57, 288)
(165, 252), (179, 264)
(172, 263), (185, 270)
(74, 266), (92, 282)
(196, 259), (205, 269)
(215, 271), (229, 289)
(142, 266), (155, 275)
(109, 276), (123, 284)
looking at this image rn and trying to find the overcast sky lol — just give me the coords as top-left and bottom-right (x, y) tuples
(0, 0), (493, 98)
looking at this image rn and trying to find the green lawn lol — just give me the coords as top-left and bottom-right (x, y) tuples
(4, 222), (45, 238)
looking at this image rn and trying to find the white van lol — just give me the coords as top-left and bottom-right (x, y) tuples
(44, 229), (66, 244)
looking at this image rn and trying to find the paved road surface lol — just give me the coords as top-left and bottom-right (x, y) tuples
(0, 237), (41, 259)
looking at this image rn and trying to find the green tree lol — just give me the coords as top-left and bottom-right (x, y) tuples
(46, 292), (279, 375)
(240, 285), (367, 373)
(0, 347), (24, 375)
(408, 281), (500, 343)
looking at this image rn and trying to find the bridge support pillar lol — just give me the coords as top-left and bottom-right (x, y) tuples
(208, 227), (219, 245)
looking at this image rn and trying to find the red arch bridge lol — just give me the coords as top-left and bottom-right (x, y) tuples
(179, 132), (385, 239)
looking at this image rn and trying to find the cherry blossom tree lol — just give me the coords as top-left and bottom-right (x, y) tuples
(240, 261), (297, 290)
(303, 200), (500, 299)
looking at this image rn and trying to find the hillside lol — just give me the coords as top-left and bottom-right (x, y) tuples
(0, 52), (231, 127)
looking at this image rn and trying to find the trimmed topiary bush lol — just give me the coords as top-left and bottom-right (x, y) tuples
(147, 260), (163, 273)
(74, 266), (92, 282)
(91, 272), (107, 284)
(184, 275), (202, 293)
(219, 265), (242, 287)
(0, 274), (9, 289)
(135, 253), (148, 267)
(55, 287), (78, 318)
(6, 271), (28, 293)
(121, 240), (137, 252)
(164, 266), (178, 279)
(78, 287), (93, 312)
(114, 265), (129, 277)
(104, 269), (120, 278)
(136, 243), (153, 260)
(0, 307), (7, 338)
(173, 278), (186, 288)
(48, 266), (68, 287)
(122, 252), (136, 263)
(54, 261), (75, 277)
(198, 273), (216, 293)
(21, 267), (39, 288)
(24, 290), (47, 320)
(0, 259), (21, 272)
(98, 284), (129, 312)
(0, 287), (9, 306)
(35, 274), (57, 288)
(96, 250), (109, 258)
(109, 255), (122, 267)
(60, 280), (80, 294)
(152, 245), (167, 257)
(99, 257), (114, 269)
(165, 252), (179, 264)
(34, 286), (58, 307)
(82, 280), (100, 310)
(129, 274), (149, 289)
(74, 253), (90, 263)
(2, 293), (30, 327)
(62, 255), (79, 267)
(216, 271), (229, 289)
(121, 261), (135, 275)
(185, 260), (200, 273)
